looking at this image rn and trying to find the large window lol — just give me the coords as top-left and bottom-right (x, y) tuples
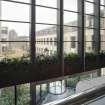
(84, 0), (95, 53)
(0, 0), (30, 59)
(100, 1), (105, 52)
(0, 0), (104, 105)
(64, 0), (78, 54)
(0, 0), (102, 62)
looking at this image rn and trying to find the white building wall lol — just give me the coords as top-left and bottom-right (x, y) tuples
(36, 17), (94, 55)
(0, 27), (9, 56)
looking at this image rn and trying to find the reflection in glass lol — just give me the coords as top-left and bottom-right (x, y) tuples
(36, 85), (41, 104)
(41, 84), (47, 97)
(49, 80), (66, 94)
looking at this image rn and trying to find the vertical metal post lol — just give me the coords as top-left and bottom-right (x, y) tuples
(30, 0), (36, 63)
(0, 0), (2, 54)
(30, 83), (36, 105)
(78, 0), (85, 71)
(94, 0), (101, 76)
(30, 0), (36, 105)
(57, 0), (64, 76)
(14, 85), (17, 105)
(94, 0), (100, 54)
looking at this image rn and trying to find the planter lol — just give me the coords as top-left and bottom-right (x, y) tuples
(0, 55), (105, 88)
(64, 58), (82, 75)
(0, 63), (61, 88)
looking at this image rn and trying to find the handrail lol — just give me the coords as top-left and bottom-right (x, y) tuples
(43, 84), (105, 105)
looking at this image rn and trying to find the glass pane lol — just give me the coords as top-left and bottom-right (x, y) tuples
(36, 0), (57, 8)
(64, 42), (78, 54)
(86, 0), (94, 2)
(101, 0), (105, 5)
(41, 84), (47, 97)
(49, 80), (66, 94)
(55, 81), (62, 94)
(10, 0), (30, 3)
(100, 6), (105, 17)
(64, 27), (78, 41)
(36, 24), (57, 56)
(0, 22), (29, 41)
(36, 85), (41, 103)
(1, 1), (29, 22)
(64, 26), (78, 54)
(85, 2), (94, 15)
(101, 67), (105, 76)
(85, 42), (93, 53)
(100, 18), (105, 29)
(0, 42), (30, 59)
(101, 30), (105, 41)
(0, 87), (14, 105)
(85, 15), (94, 28)
(85, 29), (93, 41)
(17, 84), (30, 105)
(36, 6), (57, 24)
(101, 42), (105, 52)
(64, 0), (77, 11)
(64, 12), (77, 26)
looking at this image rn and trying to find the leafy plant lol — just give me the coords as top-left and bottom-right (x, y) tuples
(0, 58), (30, 65)
(64, 53), (79, 60)
(36, 54), (59, 64)
(99, 51), (105, 57)
(0, 52), (105, 65)
(85, 52), (96, 59)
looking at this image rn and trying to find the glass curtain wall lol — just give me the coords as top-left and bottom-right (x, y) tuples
(64, 0), (78, 54)
(85, 0), (95, 53)
(0, 0), (104, 105)
(0, 0), (31, 105)
(0, 0), (30, 60)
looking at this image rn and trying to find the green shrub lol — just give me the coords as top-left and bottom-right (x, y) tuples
(64, 53), (79, 60)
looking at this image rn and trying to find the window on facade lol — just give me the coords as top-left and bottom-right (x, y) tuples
(71, 36), (76, 48)
(54, 37), (57, 46)
(47, 38), (49, 45)
(1, 29), (8, 34)
(2, 46), (7, 53)
(50, 38), (53, 45)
